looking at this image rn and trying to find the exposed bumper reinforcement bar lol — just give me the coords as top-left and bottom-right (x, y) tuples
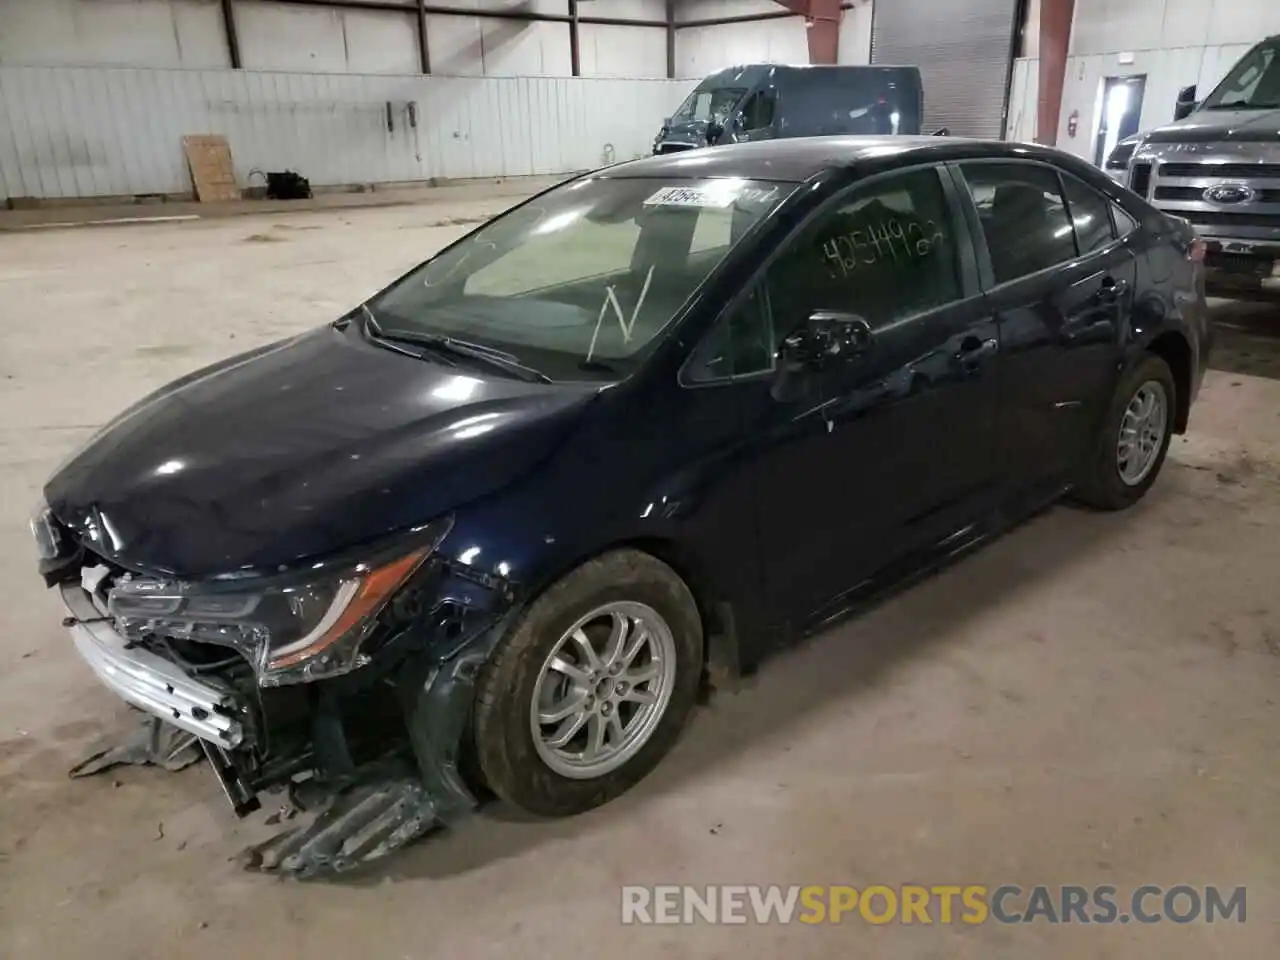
(60, 583), (246, 749)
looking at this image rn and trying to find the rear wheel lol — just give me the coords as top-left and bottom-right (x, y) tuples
(1074, 354), (1176, 510)
(473, 549), (702, 817)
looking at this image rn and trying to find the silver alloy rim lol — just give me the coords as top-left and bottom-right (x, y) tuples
(1117, 380), (1168, 486)
(530, 601), (678, 780)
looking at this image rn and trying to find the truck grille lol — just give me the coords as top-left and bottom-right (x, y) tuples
(1155, 185), (1280, 203)
(1144, 152), (1280, 241)
(1159, 162), (1280, 179)
(1129, 162), (1152, 198)
(1176, 211), (1280, 228)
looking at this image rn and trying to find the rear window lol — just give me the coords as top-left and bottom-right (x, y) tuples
(1061, 174), (1117, 253)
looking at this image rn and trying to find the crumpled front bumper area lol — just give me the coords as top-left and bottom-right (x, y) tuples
(58, 554), (513, 879)
(60, 582), (247, 749)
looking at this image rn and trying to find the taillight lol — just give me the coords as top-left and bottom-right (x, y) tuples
(1188, 237), (1206, 263)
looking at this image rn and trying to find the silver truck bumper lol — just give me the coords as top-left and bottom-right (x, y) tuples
(60, 583), (246, 749)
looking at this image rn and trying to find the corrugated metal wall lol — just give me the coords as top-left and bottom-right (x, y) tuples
(0, 66), (696, 201)
(870, 0), (1019, 138)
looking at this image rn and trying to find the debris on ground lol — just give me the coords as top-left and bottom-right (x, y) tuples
(68, 716), (203, 779)
(240, 760), (439, 879)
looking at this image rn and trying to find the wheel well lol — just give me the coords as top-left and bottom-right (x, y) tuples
(619, 537), (727, 646)
(606, 537), (749, 689)
(1146, 332), (1192, 433)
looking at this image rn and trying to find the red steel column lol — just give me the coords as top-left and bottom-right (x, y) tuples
(1037, 0), (1076, 144)
(775, 0), (843, 65)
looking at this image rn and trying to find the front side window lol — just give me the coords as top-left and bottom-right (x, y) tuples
(961, 162), (1077, 285)
(685, 286), (775, 382)
(1061, 173), (1117, 254)
(671, 86), (747, 125)
(1202, 41), (1280, 110)
(765, 167), (963, 334)
(368, 177), (794, 381)
(741, 90), (777, 131)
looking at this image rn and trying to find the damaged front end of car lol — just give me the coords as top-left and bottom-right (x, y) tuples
(35, 505), (519, 878)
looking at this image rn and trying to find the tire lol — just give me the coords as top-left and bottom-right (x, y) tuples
(1074, 354), (1176, 510)
(473, 549), (703, 817)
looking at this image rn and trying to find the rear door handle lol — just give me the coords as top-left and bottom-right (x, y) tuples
(1099, 276), (1130, 302)
(953, 334), (998, 369)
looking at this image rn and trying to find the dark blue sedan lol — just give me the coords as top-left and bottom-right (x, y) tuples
(33, 136), (1210, 874)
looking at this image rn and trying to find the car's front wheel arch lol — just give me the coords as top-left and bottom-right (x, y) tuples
(471, 547), (706, 816)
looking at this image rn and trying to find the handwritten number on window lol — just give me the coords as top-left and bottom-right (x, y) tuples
(821, 217), (945, 278)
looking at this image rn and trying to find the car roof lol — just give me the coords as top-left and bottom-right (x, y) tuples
(593, 136), (1074, 183)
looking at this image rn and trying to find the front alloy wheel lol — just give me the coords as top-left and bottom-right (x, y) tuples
(473, 549), (703, 817)
(531, 602), (677, 779)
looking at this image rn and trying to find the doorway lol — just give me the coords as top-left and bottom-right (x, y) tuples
(1094, 75), (1147, 166)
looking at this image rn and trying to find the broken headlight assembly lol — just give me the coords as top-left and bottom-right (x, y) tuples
(106, 516), (453, 687)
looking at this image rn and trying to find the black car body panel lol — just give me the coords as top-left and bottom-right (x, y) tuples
(37, 136), (1209, 875)
(46, 324), (599, 578)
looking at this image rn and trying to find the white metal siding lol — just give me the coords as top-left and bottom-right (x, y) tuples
(0, 66), (695, 200)
(870, 0), (1019, 138)
(675, 0), (874, 77)
(1010, 0), (1280, 162)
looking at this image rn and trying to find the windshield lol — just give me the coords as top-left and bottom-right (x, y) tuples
(671, 86), (747, 125)
(1202, 41), (1280, 110)
(367, 177), (794, 381)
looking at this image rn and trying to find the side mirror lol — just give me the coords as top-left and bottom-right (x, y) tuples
(1174, 85), (1198, 121)
(772, 311), (872, 401)
(777, 311), (873, 371)
(932, 127), (951, 136)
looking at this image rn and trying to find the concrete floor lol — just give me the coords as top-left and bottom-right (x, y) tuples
(1, 195), (1279, 959)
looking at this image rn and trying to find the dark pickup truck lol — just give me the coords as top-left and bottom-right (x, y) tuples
(1113, 35), (1280, 300)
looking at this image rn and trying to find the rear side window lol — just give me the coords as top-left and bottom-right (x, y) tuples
(961, 162), (1078, 285)
(1112, 205), (1139, 236)
(1061, 174), (1117, 254)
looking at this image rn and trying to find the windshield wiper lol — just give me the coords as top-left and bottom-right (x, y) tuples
(578, 358), (623, 377)
(369, 319), (552, 384)
(360, 304), (458, 365)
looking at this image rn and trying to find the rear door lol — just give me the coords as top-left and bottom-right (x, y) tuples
(952, 160), (1134, 490)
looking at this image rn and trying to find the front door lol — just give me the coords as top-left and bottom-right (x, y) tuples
(685, 165), (1000, 628)
(735, 87), (779, 143)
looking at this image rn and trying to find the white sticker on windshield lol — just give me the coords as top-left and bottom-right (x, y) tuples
(643, 185), (737, 209)
(735, 185), (781, 207)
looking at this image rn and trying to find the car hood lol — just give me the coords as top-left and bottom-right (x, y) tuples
(45, 324), (598, 579)
(657, 121), (712, 148)
(1142, 108), (1280, 143)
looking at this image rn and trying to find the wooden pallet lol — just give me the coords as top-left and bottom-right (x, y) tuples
(182, 135), (240, 203)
